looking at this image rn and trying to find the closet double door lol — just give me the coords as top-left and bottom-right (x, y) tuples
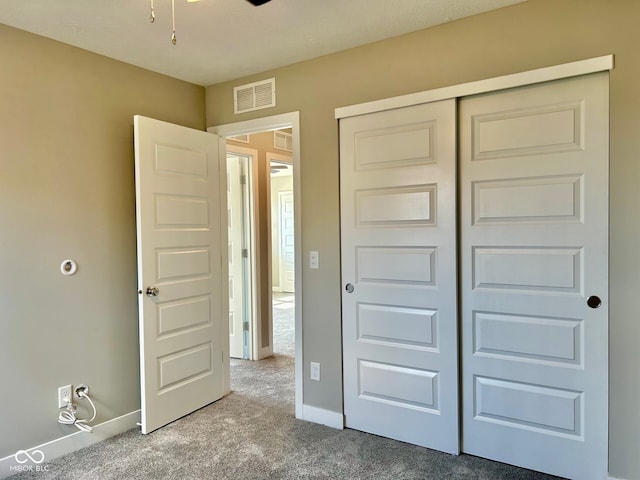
(340, 73), (609, 480)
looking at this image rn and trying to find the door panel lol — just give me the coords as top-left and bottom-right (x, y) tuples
(134, 115), (226, 434)
(460, 73), (609, 479)
(341, 100), (459, 454)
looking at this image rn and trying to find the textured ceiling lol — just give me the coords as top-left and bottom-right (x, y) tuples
(0, 0), (526, 86)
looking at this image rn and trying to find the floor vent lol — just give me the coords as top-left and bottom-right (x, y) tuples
(234, 78), (276, 114)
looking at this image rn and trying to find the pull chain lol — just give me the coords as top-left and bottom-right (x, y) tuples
(171, 0), (177, 45)
(149, 0), (180, 45)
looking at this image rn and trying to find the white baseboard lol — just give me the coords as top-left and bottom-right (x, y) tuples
(0, 410), (140, 479)
(609, 476), (628, 480)
(301, 404), (343, 430)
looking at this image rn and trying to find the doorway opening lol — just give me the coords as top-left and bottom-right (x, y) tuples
(226, 129), (295, 360)
(209, 111), (302, 418)
(225, 132), (296, 360)
(223, 126), (298, 410)
(269, 154), (295, 356)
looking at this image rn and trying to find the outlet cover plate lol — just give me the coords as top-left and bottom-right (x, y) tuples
(58, 384), (72, 409)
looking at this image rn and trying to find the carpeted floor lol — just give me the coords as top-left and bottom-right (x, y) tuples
(9, 296), (561, 479)
(272, 292), (295, 357)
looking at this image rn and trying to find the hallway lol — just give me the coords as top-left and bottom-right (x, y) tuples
(272, 292), (295, 357)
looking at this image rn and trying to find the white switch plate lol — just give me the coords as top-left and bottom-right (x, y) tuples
(310, 362), (321, 381)
(309, 251), (319, 269)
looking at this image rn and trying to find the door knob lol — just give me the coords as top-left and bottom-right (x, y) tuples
(345, 283), (354, 293)
(587, 295), (601, 309)
(146, 286), (160, 297)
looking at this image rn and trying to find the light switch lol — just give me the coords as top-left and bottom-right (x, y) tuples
(309, 251), (319, 269)
(310, 362), (320, 381)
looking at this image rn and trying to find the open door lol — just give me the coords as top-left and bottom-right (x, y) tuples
(227, 153), (253, 359)
(134, 115), (227, 434)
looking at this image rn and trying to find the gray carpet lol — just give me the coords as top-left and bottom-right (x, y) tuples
(9, 297), (561, 479)
(272, 292), (295, 358)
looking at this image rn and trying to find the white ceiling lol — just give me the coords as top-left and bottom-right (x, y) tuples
(0, 0), (526, 86)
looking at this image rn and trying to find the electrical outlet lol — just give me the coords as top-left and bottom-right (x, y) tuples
(58, 384), (73, 409)
(310, 362), (320, 381)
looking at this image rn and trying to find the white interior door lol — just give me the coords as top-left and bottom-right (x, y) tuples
(460, 73), (609, 479)
(340, 100), (459, 454)
(134, 115), (226, 434)
(227, 154), (248, 359)
(279, 191), (295, 293)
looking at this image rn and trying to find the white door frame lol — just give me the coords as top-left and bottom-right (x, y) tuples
(208, 112), (303, 419)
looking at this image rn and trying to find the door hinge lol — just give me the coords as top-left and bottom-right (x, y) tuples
(240, 174), (247, 185)
(243, 321), (250, 332)
(242, 248), (248, 258)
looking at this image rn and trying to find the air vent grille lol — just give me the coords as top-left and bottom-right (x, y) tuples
(234, 78), (276, 114)
(274, 130), (293, 152)
(228, 133), (250, 144)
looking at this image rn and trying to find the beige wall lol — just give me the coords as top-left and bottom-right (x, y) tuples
(0, 25), (205, 458)
(206, 1), (640, 478)
(3, 0), (639, 476)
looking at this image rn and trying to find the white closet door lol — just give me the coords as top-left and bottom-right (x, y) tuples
(460, 73), (609, 479)
(341, 100), (459, 454)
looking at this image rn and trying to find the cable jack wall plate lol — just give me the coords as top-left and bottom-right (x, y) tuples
(60, 259), (77, 276)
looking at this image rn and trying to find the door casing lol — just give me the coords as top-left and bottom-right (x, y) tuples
(208, 112), (303, 420)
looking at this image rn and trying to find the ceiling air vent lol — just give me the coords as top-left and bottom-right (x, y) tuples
(234, 78), (276, 114)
